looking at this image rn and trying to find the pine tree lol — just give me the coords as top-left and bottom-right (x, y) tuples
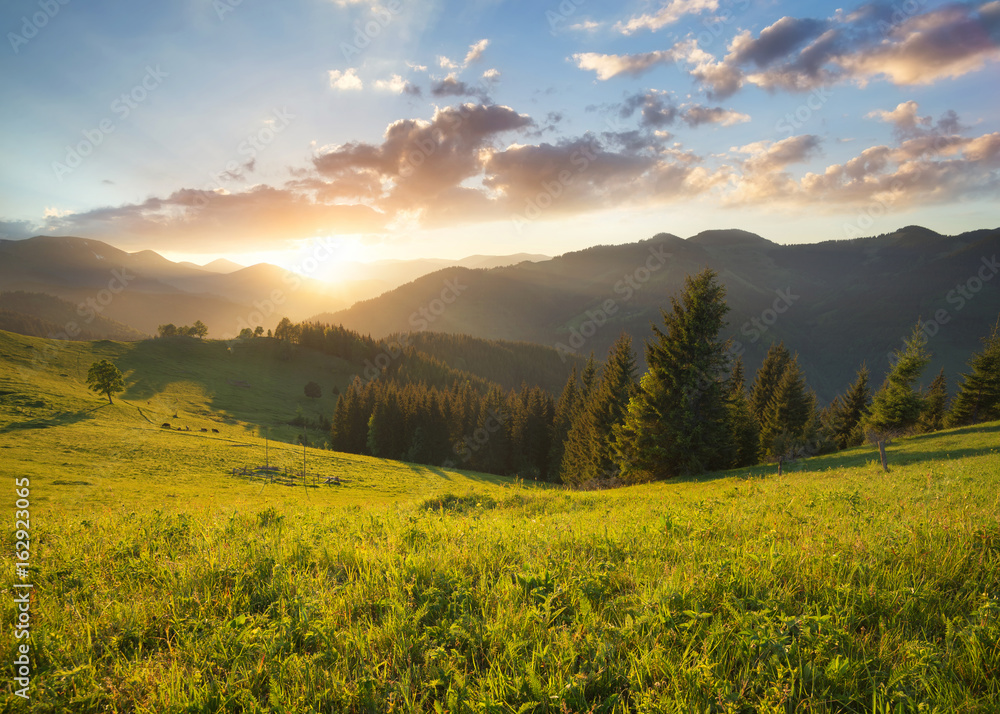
(863, 323), (930, 472)
(917, 368), (948, 433)
(726, 356), (760, 468)
(592, 333), (637, 478)
(750, 342), (792, 425)
(820, 365), (871, 451)
(560, 401), (598, 486)
(613, 269), (732, 482)
(759, 357), (817, 462)
(561, 335), (637, 486)
(946, 319), (1000, 427)
(554, 354), (598, 484)
(547, 368), (579, 482)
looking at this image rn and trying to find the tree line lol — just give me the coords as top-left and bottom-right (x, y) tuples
(326, 269), (1000, 484)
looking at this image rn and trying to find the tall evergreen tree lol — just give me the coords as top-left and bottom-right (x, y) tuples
(726, 356), (760, 468)
(547, 368), (579, 482)
(918, 368), (948, 434)
(833, 364), (871, 449)
(946, 319), (1000, 427)
(750, 342), (792, 425)
(759, 357), (817, 461)
(613, 269), (732, 482)
(592, 332), (637, 478)
(561, 334), (637, 486)
(863, 323), (930, 472)
(820, 365), (871, 452)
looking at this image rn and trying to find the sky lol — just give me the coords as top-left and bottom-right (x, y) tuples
(1, 0), (999, 271)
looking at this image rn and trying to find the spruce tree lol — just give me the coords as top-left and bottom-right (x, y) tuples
(759, 356), (817, 461)
(946, 319), (1000, 427)
(547, 368), (579, 482)
(592, 332), (637, 478)
(560, 400), (598, 486)
(726, 356), (760, 468)
(822, 364), (871, 450)
(918, 368), (948, 434)
(863, 323), (930, 472)
(554, 354), (598, 483)
(613, 269), (731, 482)
(750, 342), (792, 424)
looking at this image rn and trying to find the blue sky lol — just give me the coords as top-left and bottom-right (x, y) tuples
(1, 0), (998, 269)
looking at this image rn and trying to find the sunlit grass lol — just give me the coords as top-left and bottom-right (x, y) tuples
(1, 330), (998, 712)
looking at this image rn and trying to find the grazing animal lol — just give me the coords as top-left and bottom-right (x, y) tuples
(161, 423), (171, 429)
(185, 426), (190, 431)
(200, 428), (208, 432)
(212, 428), (219, 433)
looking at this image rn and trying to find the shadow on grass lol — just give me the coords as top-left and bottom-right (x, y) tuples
(0, 403), (106, 433)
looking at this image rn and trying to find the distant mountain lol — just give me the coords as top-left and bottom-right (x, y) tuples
(0, 291), (148, 341)
(0, 237), (552, 340)
(0, 236), (350, 338)
(314, 253), (549, 295)
(322, 226), (1000, 402)
(198, 258), (245, 274)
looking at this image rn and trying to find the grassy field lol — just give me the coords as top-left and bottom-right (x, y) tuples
(1, 331), (999, 712)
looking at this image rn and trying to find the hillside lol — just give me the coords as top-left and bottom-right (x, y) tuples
(0, 236), (354, 338)
(0, 236), (550, 339)
(323, 226), (1000, 401)
(2, 324), (997, 710)
(0, 291), (148, 341)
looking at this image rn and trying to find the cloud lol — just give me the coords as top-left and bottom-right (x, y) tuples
(618, 91), (750, 129)
(374, 74), (419, 95)
(615, 0), (720, 35)
(430, 75), (487, 98)
(839, 2), (1000, 86)
(328, 68), (363, 91)
(43, 186), (386, 251)
(572, 50), (677, 80)
(0, 219), (38, 240)
(737, 135), (822, 172)
(681, 104), (749, 127)
(464, 39), (489, 65)
(438, 39), (492, 73)
(312, 103), (535, 220)
(569, 20), (602, 32)
(728, 105), (1000, 209)
(483, 136), (724, 217)
(680, 3), (1000, 97)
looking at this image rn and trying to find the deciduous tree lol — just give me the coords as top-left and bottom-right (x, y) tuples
(86, 359), (125, 404)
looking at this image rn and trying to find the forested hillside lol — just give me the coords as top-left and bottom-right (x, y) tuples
(322, 226), (1000, 402)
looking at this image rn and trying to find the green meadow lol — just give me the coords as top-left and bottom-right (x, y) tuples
(1, 331), (998, 712)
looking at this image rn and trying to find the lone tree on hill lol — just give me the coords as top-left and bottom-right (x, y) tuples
(863, 323), (929, 472)
(304, 381), (322, 399)
(86, 359), (125, 404)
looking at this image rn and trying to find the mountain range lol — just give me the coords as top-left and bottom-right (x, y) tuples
(0, 236), (545, 339)
(2, 226), (997, 402)
(318, 226), (1000, 402)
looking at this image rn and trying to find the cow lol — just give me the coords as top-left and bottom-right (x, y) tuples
(212, 428), (219, 433)
(161, 423), (171, 429)
(200, 428), (208, 432)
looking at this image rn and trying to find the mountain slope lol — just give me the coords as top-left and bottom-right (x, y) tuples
(323, 226), (1000, 401)
(0, 236), (350, 337)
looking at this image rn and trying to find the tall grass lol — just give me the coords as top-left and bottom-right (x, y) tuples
(3, 428), (998, 712)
